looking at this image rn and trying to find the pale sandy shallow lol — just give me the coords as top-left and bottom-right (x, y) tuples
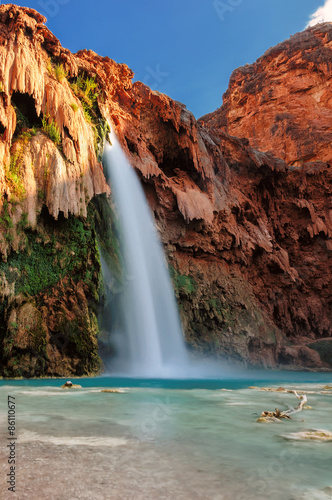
(0, 437), (237, 500)
(18, 430), (128, 447)
(1, 433), (331, 500)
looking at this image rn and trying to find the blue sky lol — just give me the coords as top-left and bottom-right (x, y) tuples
(10, 0), (327, 117)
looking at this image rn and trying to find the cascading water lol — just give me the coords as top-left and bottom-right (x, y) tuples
(102, 131), (189, 377)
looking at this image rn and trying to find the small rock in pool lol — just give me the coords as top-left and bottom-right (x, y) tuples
(61, 381), (82, 389)
(257, 417), (269, 423)
(256, 416), (281, 423)
(101, 389), (123, 393)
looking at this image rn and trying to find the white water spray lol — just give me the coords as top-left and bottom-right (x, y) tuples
(102, 132), (189, 377)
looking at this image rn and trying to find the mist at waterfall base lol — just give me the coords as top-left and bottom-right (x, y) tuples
(100, 134), (233, 379)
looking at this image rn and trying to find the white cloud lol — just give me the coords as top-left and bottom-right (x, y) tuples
(307, 0), (332, 27)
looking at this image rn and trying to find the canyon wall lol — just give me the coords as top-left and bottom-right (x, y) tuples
(201, 23), (332, 166)
(0, 5), (331, 376)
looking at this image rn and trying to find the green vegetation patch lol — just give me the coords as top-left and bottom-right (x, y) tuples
(60, 313), (101, 374)
(0, 201), (14, 232)
(169, 266), (197, 297)
(92, 195), (123, 283)
(69, 72), (109, 159)
(54, 63), (67, 83)
(4, 146), (26, 201)
(42, 113), (61, 146)
(0, 206), (99, 297)
(0, 195), (126, 377)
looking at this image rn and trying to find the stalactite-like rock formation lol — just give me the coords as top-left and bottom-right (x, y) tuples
(0, 6), (108, 231)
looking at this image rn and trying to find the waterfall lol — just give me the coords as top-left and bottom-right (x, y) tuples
(101, 132), (189, 377)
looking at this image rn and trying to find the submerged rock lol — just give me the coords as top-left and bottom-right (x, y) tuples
(255, 387), (288, 392)
(282, 429), (332, 442)
(257, 416), (282, 423)
(100, 389), (124, 393)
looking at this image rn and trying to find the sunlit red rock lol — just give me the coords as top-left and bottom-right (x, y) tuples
(0, 3), (108, 234)
(201, 23), (332, 166)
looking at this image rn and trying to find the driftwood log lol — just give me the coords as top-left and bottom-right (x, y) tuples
(258, 390), (308, 422)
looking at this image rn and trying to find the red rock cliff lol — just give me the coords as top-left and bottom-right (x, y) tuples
(198, 23), (332, 367)
(201, 23), (332, 166)
(0, 5), (331, 375)
(101, 26), (332, 369)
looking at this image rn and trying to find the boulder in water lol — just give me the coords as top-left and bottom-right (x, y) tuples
(61, 381), (82, 389)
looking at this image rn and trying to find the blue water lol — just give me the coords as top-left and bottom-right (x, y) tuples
(1, 370), (331, 389)
(1, 374), (331, 499)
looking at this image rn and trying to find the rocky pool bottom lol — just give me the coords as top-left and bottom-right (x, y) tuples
(0, 373), (331, 500)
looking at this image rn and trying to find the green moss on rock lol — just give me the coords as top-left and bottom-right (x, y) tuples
(169, 266), (197, 297)
(0, 198), (117, 378)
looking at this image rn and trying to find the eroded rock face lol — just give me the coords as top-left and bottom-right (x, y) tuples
(0, 5), (331, 375)
(0, 4), (108, 232)
(201, 23), (332, 166)
(103, 72), (331, 368)
(101, 25), (332, 369)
